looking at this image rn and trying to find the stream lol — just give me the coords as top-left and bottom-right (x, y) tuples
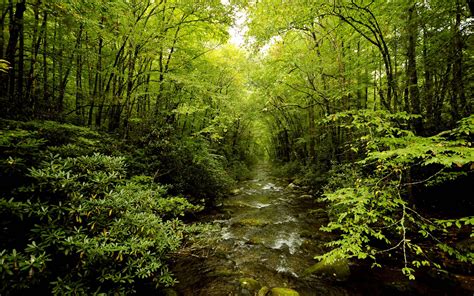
(169, 165), (473, 296)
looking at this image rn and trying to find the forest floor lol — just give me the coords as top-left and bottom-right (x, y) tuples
(168, 164), (474, 296)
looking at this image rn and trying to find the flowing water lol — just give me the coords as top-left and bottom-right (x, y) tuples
(169, 166), (473, 296)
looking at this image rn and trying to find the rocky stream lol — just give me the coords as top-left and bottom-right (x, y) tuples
(167, 166), (473, 296)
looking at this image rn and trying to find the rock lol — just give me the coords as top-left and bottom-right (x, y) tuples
(299, 194), (313, 199)
(231, 188), (242, 195)
(239, 277), (261, 295)
(269, 287), (300, 296)
(287, 183), (298, 189)
(208, 267), (239, 277)
(303, 258), (350, 281)
(247, 235), (265, 245)
(258, 286), (270, 296)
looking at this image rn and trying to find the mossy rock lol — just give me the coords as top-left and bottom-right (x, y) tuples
(208, 268), (239, 277)
(303, 258), (350, 281)
(231, 188), (242, 195)
(269, 287), (300, 296)
(247, 235), (265, 245)
(258, 286), (270, 296)
(239, 277), (261, 294)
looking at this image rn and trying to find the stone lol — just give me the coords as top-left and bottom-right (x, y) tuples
(269, 287), (300, 296)
(303, 258), (350, 281)
(287, 183), (298, 189)
(239, 277), (261, 295)
(232, 188), (242, 195)
(258, 286), (270, 296)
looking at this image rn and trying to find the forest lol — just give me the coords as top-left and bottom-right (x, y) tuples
(0, 0), (473, 295)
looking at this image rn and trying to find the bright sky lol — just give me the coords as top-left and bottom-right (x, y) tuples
(228, 9), (248, 47)
(221, 1), (274, 54)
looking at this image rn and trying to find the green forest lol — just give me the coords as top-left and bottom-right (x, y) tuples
(0, 0), (473, 295)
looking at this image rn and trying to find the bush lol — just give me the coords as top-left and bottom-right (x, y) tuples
(129, 124), (233, 206)
(1, 153), (199, 295)
(272, 160), (303, 178)
(0, 121), (202, 294)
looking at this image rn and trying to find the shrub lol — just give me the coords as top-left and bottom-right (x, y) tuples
(1, 153), (200, 295)
(129, 125), (233, 206)
(0, 121), (202, 294)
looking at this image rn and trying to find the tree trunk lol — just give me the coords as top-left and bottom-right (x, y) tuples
(42, 11), (48, 113)
(422, 27), (434, 131)
(451, 0), (468, 122)
(75, 24), (84, 123)
(6, 0), (26, 107)
(406, 4), (422, 133)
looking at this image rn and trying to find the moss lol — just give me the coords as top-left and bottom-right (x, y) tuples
(258, 286), (270, 296)
(239, 277), (261, 293)
(303, 258), (350, 280)
(269, 287), (300, 296)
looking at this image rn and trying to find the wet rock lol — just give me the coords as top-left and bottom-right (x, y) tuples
(303, 258), (350, 281)
(239, 277), (261, 295)
(287, 183), (298, 189)
(258, 286), (270, 296)
(247, 235), (265, 245)
(232, 188), (242, 195)
(269, 287), (300, 296)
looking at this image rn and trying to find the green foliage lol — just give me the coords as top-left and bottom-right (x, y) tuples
(1, 153), (198, 294)
(318, 113), (474, 279)
(227, 160), (254, 181)
(129, 124), (234, 206)
(0, 121), (202, 294)
(272, 161), (304, 178)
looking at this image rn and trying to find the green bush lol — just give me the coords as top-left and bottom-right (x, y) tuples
(0, 121), (203, 294)
(129, 125), (233, 206)
(1, 153), (199, 295)
(272, 160), (303, 178)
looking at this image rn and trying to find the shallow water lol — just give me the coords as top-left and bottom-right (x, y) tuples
(170, 166), (473, 296)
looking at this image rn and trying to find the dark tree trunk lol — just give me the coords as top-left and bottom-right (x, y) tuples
(406, 4), (422, 133)
(6, 0), (26, 108)
(451, 0), (468, 122)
